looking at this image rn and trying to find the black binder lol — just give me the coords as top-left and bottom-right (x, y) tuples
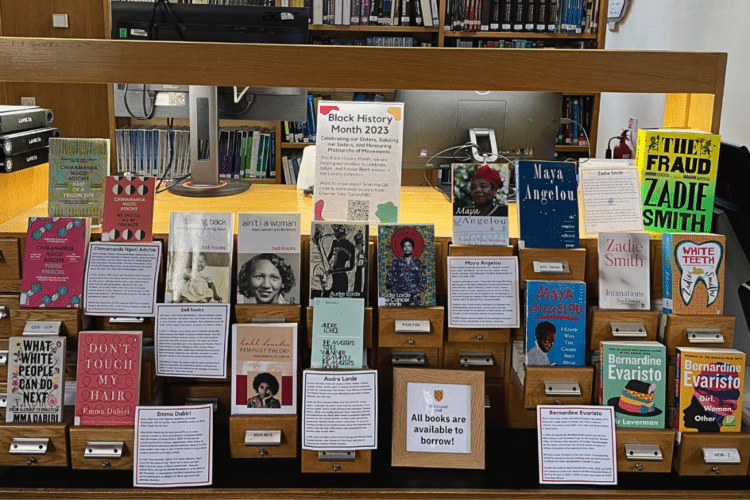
(0, 105), (54, 134)
(0, 127), (60, 156)
(0, 147), (49, 173)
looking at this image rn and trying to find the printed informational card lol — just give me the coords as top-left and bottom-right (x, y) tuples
(314, 101), (403, 223)
(579, 160), (644, 235)
(134, 405), (213, 488)
(537, 406), (617, 486)
(155, 304), (230, 379)
(447, 256), (519, 328)
(83, 242), (161, 317)
(406, 382), (471, 454)
(302, 369), (377, 450)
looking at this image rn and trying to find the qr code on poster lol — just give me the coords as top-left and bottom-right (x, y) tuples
(348, 199), (369, 221)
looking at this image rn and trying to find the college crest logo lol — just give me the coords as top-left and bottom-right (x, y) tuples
(434, 390), (443, 402)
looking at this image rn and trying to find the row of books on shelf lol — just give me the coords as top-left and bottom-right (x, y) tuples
(219, 127), (277, 180)
(445, 0), (599, 34)
(449, 38), (595, 48)
(311, 35), (429, 46)
(556, 95), (592, 146)
(123, 0), (274, 4)
(281, 153), (303, 184)
(283, 95), (318, 144)
(309, 0), (441, 27)
(115, 126), (190, 179)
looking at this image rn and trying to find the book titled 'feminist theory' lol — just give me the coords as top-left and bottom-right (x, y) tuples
(75, 331), (142, 426)
(20, 217), (91, 308)
(6, 336), (66, 423)
(674, 347), (745, 433)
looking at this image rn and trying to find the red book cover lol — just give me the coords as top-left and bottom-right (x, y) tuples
(102, 175), (155, 242)
(20, 217), (89, 308)
(75, 331), (142, 426)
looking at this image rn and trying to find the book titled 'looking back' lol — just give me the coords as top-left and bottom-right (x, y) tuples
(637, 129), (720, 233)
(20, 217), (90, 308)
(516, 160), (579, 249)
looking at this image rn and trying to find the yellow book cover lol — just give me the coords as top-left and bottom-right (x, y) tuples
(674, 347), (745, 433)
(636, 129), (720, 233)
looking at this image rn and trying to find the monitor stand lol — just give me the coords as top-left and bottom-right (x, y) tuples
(169, 85), (251, 197)
(469, 127), (499, 163)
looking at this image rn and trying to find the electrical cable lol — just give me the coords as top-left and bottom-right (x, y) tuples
(123, 84), (157, 120)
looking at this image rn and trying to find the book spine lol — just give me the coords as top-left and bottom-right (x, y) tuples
(269, 130), (276, 179)
(571, 97), (579, 145)
(524, 0), (534, 30)
(0, 127), (60, 156)
(361, 0), (370, 23)
(313, 0), (324, 23)
(673, 348), (681, 431)
(662, 233), (673, 314)
(0, 108), (53, 134)
(547, 0), (557, 31)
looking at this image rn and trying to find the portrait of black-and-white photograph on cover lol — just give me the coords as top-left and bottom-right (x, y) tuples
(309, 222), (369, 306)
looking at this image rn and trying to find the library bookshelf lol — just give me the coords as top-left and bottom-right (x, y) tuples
(0, 36), (731, 498)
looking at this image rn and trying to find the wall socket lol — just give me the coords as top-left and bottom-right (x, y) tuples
(21, 97), (36, 106)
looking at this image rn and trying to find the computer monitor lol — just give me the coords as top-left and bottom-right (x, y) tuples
(395, 90), (563, 178)
(110, 1), (309, 196)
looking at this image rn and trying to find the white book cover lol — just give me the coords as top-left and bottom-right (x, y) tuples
(313, 0), (324, 24)
(6, 336), (66, 424)
(314, 101), (403, 223)
(598, 232), (650, 310)
(165, 212), (234, 304)
(237, 212), (301, 305)
(231, 323), (298, 415)
(419, 0), (433, 26)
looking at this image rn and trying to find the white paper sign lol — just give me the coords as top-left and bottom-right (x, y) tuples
(155, 303), (230, 378)
(302, 370), (377, 450)
(314, 101), (403, 223)
(537, 406), (617, 485)
(579, 161), (643, 235)
(134, 405), (213, 488)
(447, 256), (520, 328)
(83, 242), (161, 317)
(406, 382), (471, 454)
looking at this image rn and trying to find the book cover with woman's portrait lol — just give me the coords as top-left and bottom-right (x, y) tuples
(377, 224), (436, 307)
(231, 323), (298, 415)
(237, 213), (301, 305)
(451, 163), (509, 245)
(309, 222), (369, 306)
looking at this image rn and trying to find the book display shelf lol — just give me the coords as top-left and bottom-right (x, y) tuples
(0, 35), (740, 499)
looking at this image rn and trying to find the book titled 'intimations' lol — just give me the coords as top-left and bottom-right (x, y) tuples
(598, 232), (650, 310)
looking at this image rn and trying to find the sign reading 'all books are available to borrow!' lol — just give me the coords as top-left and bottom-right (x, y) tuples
(314, 101), (403, 224)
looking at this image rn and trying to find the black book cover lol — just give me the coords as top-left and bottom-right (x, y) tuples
(500, 0), (512, 30)
(0, 106), (54, 134)
(0, 127), (60, 157)
(490, 0), (501, 29)
(0, 146), (49, 174)
(481, 0), (491, 29)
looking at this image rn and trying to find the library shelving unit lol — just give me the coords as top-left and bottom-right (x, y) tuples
(0, 36), (730, 498)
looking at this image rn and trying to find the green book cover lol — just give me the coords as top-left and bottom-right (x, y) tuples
(48, 138), (110, 220)
(600, 341), (666, 429)
(311, 297), (364, 369)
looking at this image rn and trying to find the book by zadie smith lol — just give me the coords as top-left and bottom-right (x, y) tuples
(636, 129), (720, 233)
(75, 331), (142, 426)
(598, 232), (650, 310)
(662, 233), (725, 315)
(524, 280), (586, 367)
(20, 217), (90, 308)
(102, 175), (155, 242)
(674, 347), (745, 433)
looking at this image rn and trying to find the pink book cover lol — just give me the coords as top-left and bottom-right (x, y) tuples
(20, 217), (89, 308)
(102, 175), (155, 242)
(75, 331), (142, 426)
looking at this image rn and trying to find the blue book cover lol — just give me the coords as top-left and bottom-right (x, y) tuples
(516, 160), (579, 249)
(311, 297), (365, 369)
(525, 280), (586, 366)
(306, 94), (317, 140)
